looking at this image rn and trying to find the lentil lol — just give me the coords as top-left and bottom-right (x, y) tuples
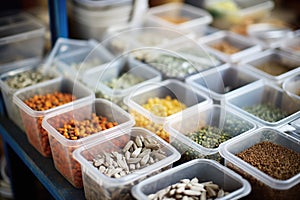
(49, 112), (118, 188)
(187, 126), (231, 149)
(148, 177), (229, 200)
(174, 116), (253, 165)
(236, 141), (300, 180)
(244, 103), (289, 122)
(210, 41), (240, 54)
(24, 92), (76, 111)
(21, 92), (76, 157)
(56, 113), (118, 140)
(256, 61), (295, 76)
(228, 141), (300, 200)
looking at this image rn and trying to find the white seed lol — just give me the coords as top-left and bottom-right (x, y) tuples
(180, 179), (190, 184)
(217, 189), (224, 197)
(135, 136), (143, 147)
(131, 147), (142, 158)
(183, 190), (201, 196)
(123, 140), (134, 152)
(140, 154), (150, 166)
(127, 158), (142, 164)
(176, 187), (185, 194)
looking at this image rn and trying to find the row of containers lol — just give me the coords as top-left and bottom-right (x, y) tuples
(0, 2), (300, 200)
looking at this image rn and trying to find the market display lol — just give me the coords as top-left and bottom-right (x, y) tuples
(1, 1), (300, 199)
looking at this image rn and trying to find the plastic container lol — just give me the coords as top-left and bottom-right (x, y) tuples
(185, 64), (261, 103)
(246, 23), (294, 49)
(69, 0), (133, 41)
(13, 78), (94, 157)
(132, 45), (222, 81)
(145, 2), (212, 32)
(225, 81), (300, 127)
(282, 74), (300, 102)
(124, 79), (212, 142)
(219, 127), (300, 200)
(0, 12), (45, 71)
(0, 59), (61, 131)
(81, 57), (162, 110)
(240, 49), (300, 85)
(54, 41), (113, 79)
(205, 0), (274, 30)
(72, 127), (180, 199)
(132, 159), (251, 200)
(279, 35), (300, 56)
(44, 37), (113, 79)
(198, 31), (262, 63)
(160, 36), (223, 72)
(164, 104), (256, 164)
(42, 98), (135, 188)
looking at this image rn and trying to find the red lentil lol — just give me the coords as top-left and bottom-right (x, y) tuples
(21, 92), (76, 157)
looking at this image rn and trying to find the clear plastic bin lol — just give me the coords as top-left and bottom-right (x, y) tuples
(246, 23), (294, 49)
(72, 127), (180, 199)
(204, 0), (274, 29)
(132, 46), (222, 81)
(185, 64), (261, 103)
(124, 79), (212, 142)
(164, 104), (256, 164)
(42, 98), (135, 188)
(43, 37), (113, 79)
(280, 35), (300, 56)
(13, 78), (94, 157)
(198, 31), (262, 63)
(240, 49), (300, 85)
(0, 59), (61, 131)
(54, 41), (113, 79)
(145, 2), (212, 32)
(160, 36), (223, 71)
(81, 57), (162, 110)
(282, 74), (300, 102)
(132, 159), (251, 200)
(225, 81), (300, 127)
(219, 127), (300, 200)
(0, 12), (45, 70)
